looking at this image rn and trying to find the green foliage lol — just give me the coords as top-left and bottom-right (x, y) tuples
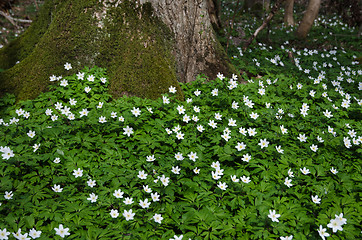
(0, 45), (361, 240)
(0, 0), (181, 102)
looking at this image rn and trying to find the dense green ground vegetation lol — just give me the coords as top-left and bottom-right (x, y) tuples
(0, 2), (361, 240)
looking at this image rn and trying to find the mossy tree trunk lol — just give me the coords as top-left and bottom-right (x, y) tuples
(284, 0), (295, 26)
(295, 0), (321, 39)
(0, 0), (234, 101)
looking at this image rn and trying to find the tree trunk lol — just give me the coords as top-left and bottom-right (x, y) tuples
(295, 0), (321, 39)
(0, 0), (235, 101)
(284, 0), (295, 26)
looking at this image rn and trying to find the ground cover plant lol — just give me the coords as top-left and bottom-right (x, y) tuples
(1, 2), (362, 240)
(1, 47), (361, 239)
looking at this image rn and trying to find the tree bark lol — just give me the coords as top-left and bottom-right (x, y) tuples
(295, 0), (321, 39)
(284, 0), (294, 26)
(0, 0), (235, 101)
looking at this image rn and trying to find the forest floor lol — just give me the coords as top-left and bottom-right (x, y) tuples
(0, 0), (43, 48)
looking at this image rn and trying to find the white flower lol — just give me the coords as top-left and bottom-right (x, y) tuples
(60, 80), (68, 87)
(1, 146), (15, 160)
(217, 182), (228, 190)
(49, 75), (57, 81)
(330, 167), (338, 174)
(73, 168), (83, 178)
(28, 228), (41, 239)
(327, 218), (343, 233)
(242, 154), (251, 162)
(300, 167), (310, 175)
(194, 89), (201, 96)
(87, 75), (95, 82)
(268, 209), (280, 222)
(160, 175), (170, 186)
(146, 155), (155, 162)
(169, 86), (176, 93)
(298, 133), (307, 142)
(175, 152), (184, 161)
(100, 77), (107, 83)
(310, 144), (318, 152)
(176, 105), (185, 115)
(193, 167), (200, 174)
(280, 236), (293, 240)
(131, 107), (141, 117)
(110, 209), (119, 218)
(53, 157), (61, 163)
(64, 62), (72, 70)
(139, 198), (151, 208)
(143, 185), (152, 193)
(84, 86), (91, 93)
(276, 145), (284, 154)
(123, 197), (134, 205)
(94, 101), (103, 109)
(79, 109), (89, 117)
(280, 125), (288, 134)
(87, 179), (96, 188)
(54, 224), (70, 238)
(123, 126), (134, 137)
(4, 191), (13, 200)
(288, 169), (294, 178)
(188, 152), (198, 162)
(151, 192), (160, 202)
(258, 139), (269, 149)
(52, 184), (63, 193)
(231, 175), (239, 182)
(176, 131), (184, 140)
(250, 112), (259, 120)
(33, 144), (40, 152)
(247, 128), (257, 136)
(170, 235), (183, 240)
(284, 177), (292, 188)
(258, 88), (265, 95)
(162, 96), (170, 104)
(87, 193), (98, 203)
(335, 213), (347, 225)
(240, 176), (251, 183)
(171, 166), (181, 174)
(214, 112), (222, 120)
(317, 225), (330, 240)
(77, 72), (84, 80)
(232, 101), (239, 109)
(98, 116), (107, 123)
(312, 195), (321, 204)
(208, 120), (217, 128)
(123, 209), (135, 221)
(153, 213), (163, 224)
(45, 108), (53, 116)
(216, 72), (225, 80)
(211, 88), (218, 96)
(196, 125), (204, 132)
(235, 142), (246, 151)
(113, 189), (124, 198)
(137, 170), (148, 179)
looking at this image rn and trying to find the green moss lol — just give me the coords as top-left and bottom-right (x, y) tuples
(0, 0), (183, 102)
(99, 1), (183, 100)
(0, 0), (53, 69)
(0, 0), (104, 100)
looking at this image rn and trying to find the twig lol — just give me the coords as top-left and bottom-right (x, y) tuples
(34, 0), (39, 10)
(243, 0), (284, 51)
(0, 10), (33, 26)
(0, 10), (18, 28)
